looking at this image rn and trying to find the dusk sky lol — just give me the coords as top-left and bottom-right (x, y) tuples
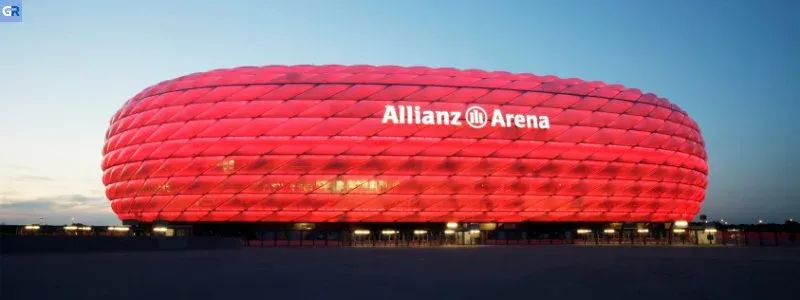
(1, 0), (797, 224)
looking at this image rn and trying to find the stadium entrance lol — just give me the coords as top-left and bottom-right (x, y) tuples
(453, 230), (479, 245)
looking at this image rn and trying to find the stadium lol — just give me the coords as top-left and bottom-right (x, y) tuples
(101, 64), (708, 243)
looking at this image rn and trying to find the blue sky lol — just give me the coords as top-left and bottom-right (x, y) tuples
(0, 0), (797, 224)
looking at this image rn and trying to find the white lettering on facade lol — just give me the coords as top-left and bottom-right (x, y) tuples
(381, 105), (549, 130)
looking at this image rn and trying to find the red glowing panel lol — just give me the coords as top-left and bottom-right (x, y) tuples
(102, 65), (708, 223)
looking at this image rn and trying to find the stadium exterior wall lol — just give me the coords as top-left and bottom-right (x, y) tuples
(101, 65), (708, 224)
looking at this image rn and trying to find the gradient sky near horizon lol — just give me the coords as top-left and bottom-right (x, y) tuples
(0, 0), (798, 225)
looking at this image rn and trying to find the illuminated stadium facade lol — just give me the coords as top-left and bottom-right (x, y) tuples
(102, 65), (708, 237)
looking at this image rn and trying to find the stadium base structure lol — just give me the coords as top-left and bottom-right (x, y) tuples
(121, 220), (702, 246)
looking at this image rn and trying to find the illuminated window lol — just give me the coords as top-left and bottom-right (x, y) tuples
(218, 159), (235, 173)
(335, 180), (345, 192)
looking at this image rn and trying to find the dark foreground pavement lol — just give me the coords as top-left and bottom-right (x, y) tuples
(2, 246), (799, 300)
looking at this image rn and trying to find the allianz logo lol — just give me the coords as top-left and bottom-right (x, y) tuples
(381, 105), (550, 130)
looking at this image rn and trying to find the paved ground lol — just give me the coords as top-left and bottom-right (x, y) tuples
(2, 246), (799, 300)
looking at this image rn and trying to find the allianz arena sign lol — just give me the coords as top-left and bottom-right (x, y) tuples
(381, 105), (551, 129)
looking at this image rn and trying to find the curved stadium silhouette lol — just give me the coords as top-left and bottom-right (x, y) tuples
(101, 65), (708, 228)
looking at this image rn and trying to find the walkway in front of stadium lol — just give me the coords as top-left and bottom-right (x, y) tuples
(3, 246), (798, 300)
